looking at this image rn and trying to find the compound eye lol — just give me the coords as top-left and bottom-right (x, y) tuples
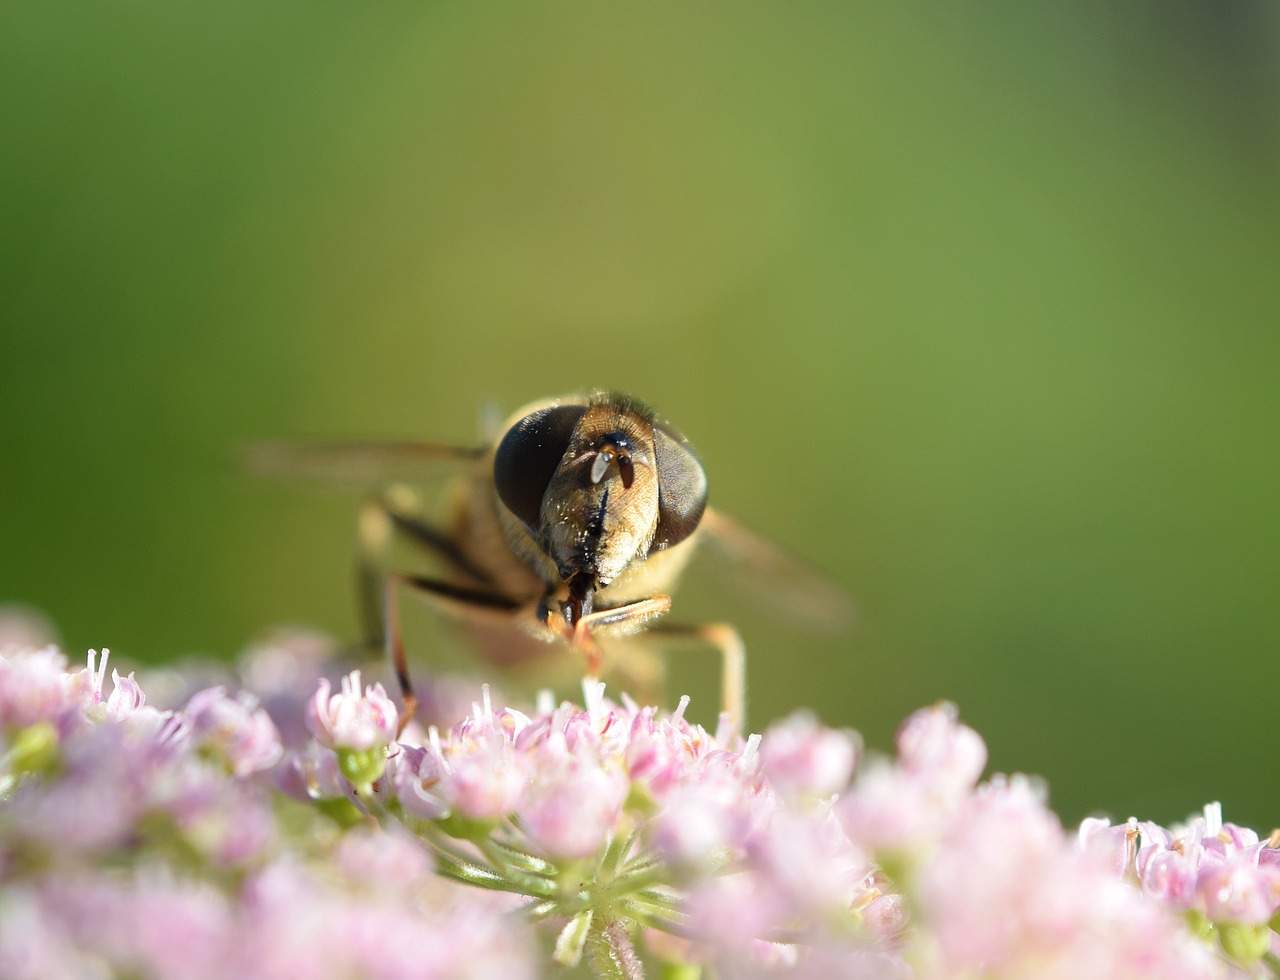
(650, 423), (707, 551)
(493, 404), (587, 531)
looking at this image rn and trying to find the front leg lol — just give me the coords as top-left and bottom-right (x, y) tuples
(648, 621), (747, 736)
(539, 593), (673, 678)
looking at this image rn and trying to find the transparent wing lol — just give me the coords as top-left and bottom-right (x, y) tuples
(695, 508), (855, 634)
(244, 440), (486, 489)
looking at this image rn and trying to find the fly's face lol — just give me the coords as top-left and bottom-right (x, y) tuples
(493, 393), (707, 623)
(541, 402), (661, 588)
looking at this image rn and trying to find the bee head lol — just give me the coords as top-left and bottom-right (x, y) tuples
(492, 394), (707, 599)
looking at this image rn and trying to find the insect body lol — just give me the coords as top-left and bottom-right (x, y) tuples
(255, 391), (849, 732)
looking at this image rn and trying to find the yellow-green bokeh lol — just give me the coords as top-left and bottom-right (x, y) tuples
(3, 1), (1278, 829)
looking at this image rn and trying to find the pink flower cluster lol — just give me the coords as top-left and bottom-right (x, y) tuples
(1082, 805), (1280, 966)
(3, 636), (1278, 979)
(0, 646), (533, 979)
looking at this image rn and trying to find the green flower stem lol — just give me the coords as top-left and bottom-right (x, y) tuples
(603, 862), (669, 899)
(434, 853), (557, 898)
(475, 836), (515, 877)
(416, 821), (556, 897)
(553, 909), (594, 967)
(630, 887), (681, 909)
(538, 864), (669, 918)
(595, 918), (644, 980)
(492, 837), (555, 875)
(625, 889), (684, 917)
(601, 828), (640, 879)
(522, 899), (560, 921)
(616, 905), (688, 938)
(621, 853), (663, 877)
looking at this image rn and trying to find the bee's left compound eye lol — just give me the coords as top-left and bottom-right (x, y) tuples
(493, 404), (588, 531)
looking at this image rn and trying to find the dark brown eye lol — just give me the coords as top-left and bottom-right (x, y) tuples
(493, 404), (587, 531)
(650, 424), (707, 551)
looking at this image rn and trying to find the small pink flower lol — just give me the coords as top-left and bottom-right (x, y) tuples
(389, 744), (449, 820)
(0, 646), (74, 730)
(749, 807), (870, 914)
(648, 773), (746, 867)
(683, 873), (797, 963)
(760, 711), (859, 800)
(894, 701), (986, 793)
(1079, 816), (1139, 878)
(184, 687), (282, 777)
(6, 721), (149, 855)
(838, 759), (942, 852)
(104, 669), (148, 720)
(1197, 849), (1280, 925)
(305, 670), (398, 752)
(441, 740), (528, 821)
(1143, 847), (1202, 910)
(277, 742), (347, 803)
(148, 757), (275, 867)
(522, 761), (628, 860)
(332, 824), (434, 886)
(623, 697), (723, 799)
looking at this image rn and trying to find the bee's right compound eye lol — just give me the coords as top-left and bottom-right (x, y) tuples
(650, 424), (707, 551)
(493, 404), (588, 531)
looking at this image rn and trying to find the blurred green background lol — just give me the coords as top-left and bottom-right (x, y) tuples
(2, 1), (1278, 829)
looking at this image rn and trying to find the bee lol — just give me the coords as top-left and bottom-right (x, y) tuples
(253, 391), (850, 731)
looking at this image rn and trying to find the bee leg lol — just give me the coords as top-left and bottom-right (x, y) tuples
(384, 572), (520, 735)
(358, 486), (494, 656)
(382, 575), (416, 736)
(649, 622), (747, 736)
(570, 596), (674, 680)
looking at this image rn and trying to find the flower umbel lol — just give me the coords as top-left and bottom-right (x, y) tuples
(2, 640), (1277, 978)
